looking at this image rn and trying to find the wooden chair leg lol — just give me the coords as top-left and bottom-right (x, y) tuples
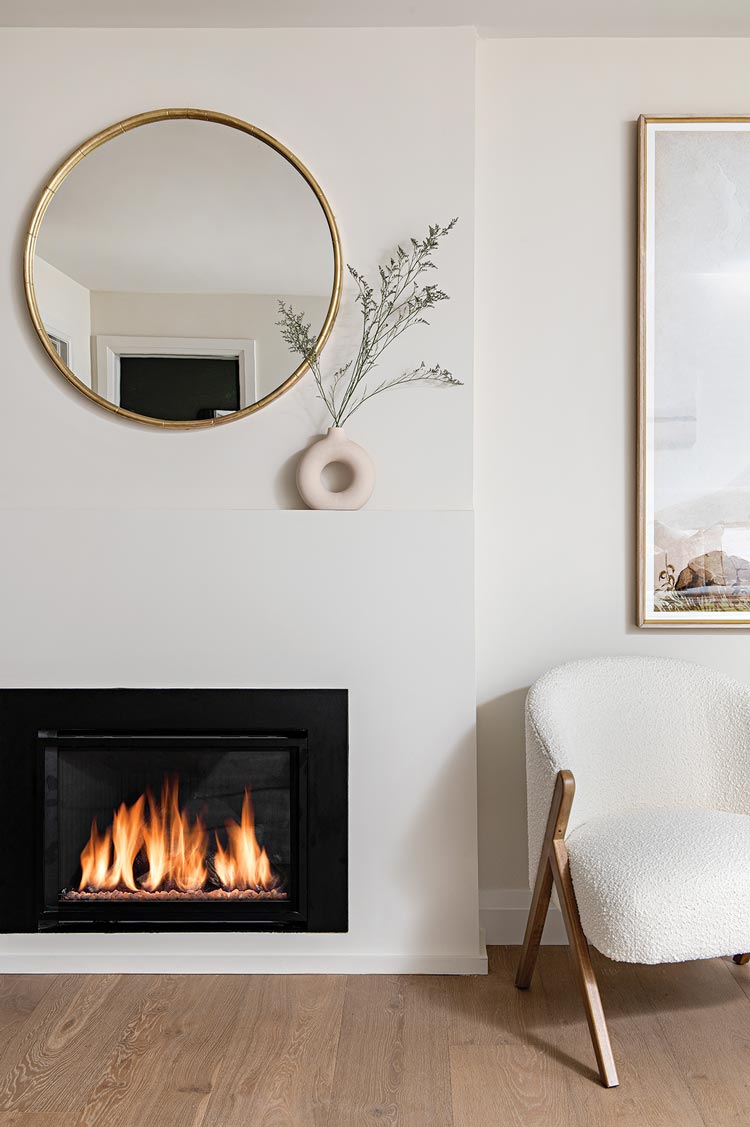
(551, 834), (619, 1088)
(515, 772), (570, 989)
(516, 769), (619, 1089)
(733, 953), (750, 965)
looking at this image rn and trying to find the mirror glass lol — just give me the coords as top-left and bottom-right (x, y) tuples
(28, 113), (340, 426)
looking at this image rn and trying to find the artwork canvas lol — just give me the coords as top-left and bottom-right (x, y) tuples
(639, 116), (750, 626)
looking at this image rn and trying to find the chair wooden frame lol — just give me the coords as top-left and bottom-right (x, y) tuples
(516, 769), (750, 1088)
(515, 770), (619, 1088)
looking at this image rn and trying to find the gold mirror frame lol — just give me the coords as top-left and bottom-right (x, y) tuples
(23, 108), (342, 429)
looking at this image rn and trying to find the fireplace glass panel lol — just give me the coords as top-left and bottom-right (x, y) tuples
(40, 733), (306, 928)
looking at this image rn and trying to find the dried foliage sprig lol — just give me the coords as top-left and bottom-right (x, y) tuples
(277, 219), (462, 427)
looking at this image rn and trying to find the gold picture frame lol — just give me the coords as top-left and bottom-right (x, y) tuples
(23, 108), (343, 429)
(638, 114), (750, 627)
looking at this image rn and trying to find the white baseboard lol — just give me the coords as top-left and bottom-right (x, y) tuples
(479, 889), (566, 945)
(0, 935), (488, 976)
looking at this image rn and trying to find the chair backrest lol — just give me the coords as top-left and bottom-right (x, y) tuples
(525, 656), (750, 885)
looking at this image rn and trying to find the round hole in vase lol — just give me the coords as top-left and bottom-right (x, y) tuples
(296, 427), (375, 511)
(320, 460), (354, 493)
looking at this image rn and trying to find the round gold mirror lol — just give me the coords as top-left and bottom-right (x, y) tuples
(24, 109), (342, 428)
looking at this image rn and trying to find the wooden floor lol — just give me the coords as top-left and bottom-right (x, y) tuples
(0, 947), (747, 1125)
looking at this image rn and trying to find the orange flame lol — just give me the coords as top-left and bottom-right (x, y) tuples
(79, 819), (112, 890)
(213, 789), (275, 891)
(77, 776), (277, 895)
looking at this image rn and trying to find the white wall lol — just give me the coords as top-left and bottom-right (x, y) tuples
(33, 256), (92, 387)
(89, 291), (330, 398)
(476, 38), (750, 928)
(2, 28), (473, 511)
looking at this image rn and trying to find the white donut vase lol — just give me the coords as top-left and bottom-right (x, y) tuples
(296, 427), (375, 510)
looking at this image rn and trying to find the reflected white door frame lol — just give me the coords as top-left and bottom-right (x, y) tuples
(93, 335), (257, 409)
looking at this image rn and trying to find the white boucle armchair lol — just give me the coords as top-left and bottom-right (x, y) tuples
(516, 656), (750, 1089)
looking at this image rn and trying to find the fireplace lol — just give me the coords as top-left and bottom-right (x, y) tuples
(42, 731), (305, 929)
(0, 689), (347, 933)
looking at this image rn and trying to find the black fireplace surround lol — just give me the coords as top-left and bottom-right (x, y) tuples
(0, 690), (347, 933)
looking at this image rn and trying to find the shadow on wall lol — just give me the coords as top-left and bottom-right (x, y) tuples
(477, 688), (530, 892)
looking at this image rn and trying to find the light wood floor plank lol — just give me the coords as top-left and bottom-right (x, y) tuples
(201, 974), (346, 1127)
(0, 979), (58, 1052)
(450, 1044), (570, 1127)
(0, 978), (79, 1083)
(75, 974), (246, 1127)
(635, 958), (750, 1127)
(399, 974), (453, 1127)
(327, 975), (405, 1127)
(0, 975), (152, 1116)
(328, 973), (453, 1127)
(0, 980), (57, 1039)
(447, 949), (581, 1127)
(0, 1114), (81, 1126)
(445, 946), (532, 1047)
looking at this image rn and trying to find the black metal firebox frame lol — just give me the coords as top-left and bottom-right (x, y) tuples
(0, 689), (348, 934)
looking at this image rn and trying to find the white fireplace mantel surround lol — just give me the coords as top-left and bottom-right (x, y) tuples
(0, 510), (482, 973)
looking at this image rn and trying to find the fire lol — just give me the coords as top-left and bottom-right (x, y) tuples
(214, 790), (274, 890)
(76, 775), (281, 899)
(140, 779), (207, 893)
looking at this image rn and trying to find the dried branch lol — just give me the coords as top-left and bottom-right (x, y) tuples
(276, 219), (462, 427)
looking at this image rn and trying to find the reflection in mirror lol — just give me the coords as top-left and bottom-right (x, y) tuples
(29, 114), (340, 425)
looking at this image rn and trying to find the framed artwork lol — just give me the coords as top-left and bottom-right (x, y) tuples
(639, 115), (750, 627)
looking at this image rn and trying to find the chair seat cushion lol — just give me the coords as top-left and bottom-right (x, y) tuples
(566, 807), (750, 964)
